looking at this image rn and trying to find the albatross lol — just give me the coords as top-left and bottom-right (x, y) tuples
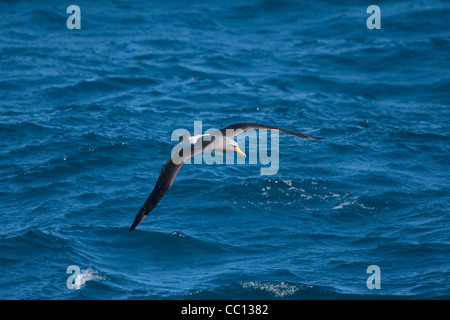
(129, 122), (322, 231)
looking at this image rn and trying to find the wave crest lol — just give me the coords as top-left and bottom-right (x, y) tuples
(72, 267), (105, 289)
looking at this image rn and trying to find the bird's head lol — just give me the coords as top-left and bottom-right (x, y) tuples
(226, 138), (246, 158)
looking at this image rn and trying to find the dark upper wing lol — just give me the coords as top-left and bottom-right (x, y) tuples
(129, 138), (214, 232)
(219, 122), (323, 140)
(129, 157), (183, 232)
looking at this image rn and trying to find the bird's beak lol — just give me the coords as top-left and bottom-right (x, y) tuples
(235, 146), (246, 158)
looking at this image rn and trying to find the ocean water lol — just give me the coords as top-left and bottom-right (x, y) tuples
(0, 0), (449, 300)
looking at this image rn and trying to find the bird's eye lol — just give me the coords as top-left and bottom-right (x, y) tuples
(210, 136), (215, 142)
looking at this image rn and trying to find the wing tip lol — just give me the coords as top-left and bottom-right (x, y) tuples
(129, 211), (147, 232)
(129, 222), (138, 232)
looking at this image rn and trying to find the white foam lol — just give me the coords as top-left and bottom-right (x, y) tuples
(333, 201), (351, 210)
(171, 231), (187, 237)
(282, 179), (292, 187)
(74, 267), (105, 288)
(241, 281), (307, 298)
(333, 200), (375, 210)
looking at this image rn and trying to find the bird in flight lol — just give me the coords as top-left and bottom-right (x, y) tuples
(129, 122), (322, 231)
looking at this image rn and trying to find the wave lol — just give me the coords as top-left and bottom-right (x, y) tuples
(240, 281), (310, 298)
(181, 279), (404, 300)
(70, 267), (105, 289)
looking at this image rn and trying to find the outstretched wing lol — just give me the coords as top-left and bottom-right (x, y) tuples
(220, 122), (323, 140)
(129, 157), (183, 232)
(129, 138), (214, 232)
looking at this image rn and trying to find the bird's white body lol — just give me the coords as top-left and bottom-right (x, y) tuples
(185, 134), (239, 155)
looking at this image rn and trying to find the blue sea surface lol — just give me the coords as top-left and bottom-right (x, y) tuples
(0, 0), (449, 299)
